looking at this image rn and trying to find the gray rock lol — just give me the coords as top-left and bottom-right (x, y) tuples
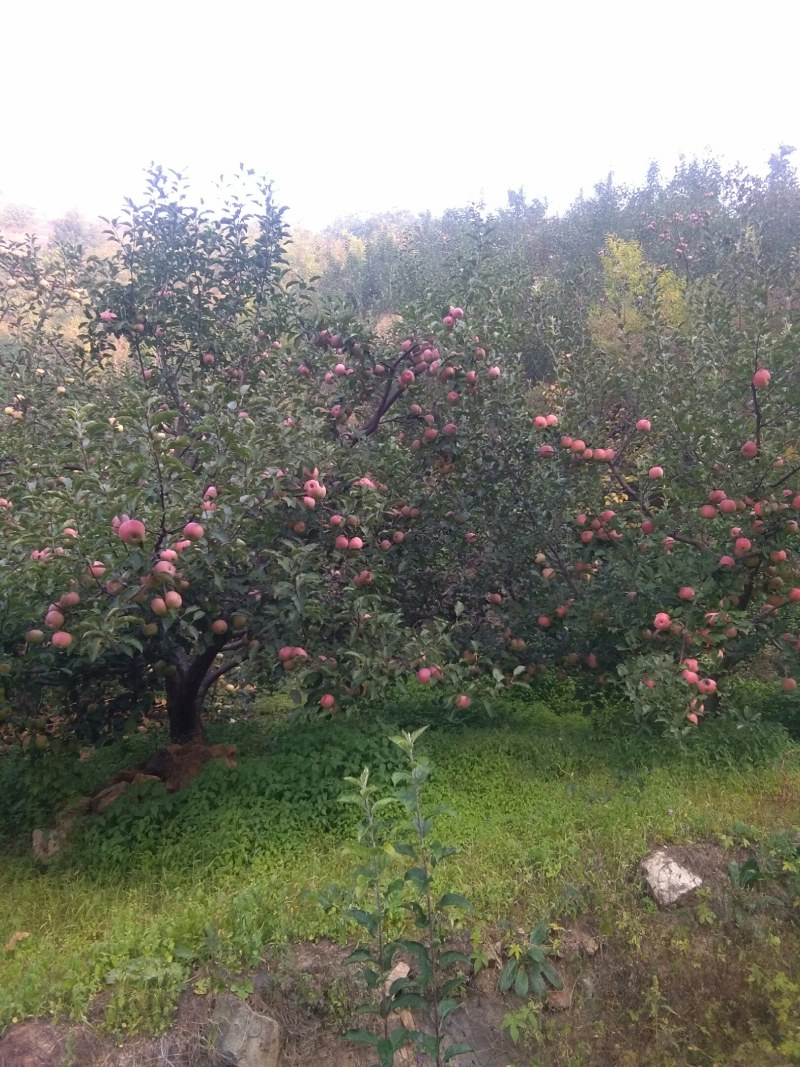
(211, 995), (282, 1067)
(641, 849), (702, 906)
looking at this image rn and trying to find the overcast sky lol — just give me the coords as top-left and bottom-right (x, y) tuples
(2, 0), (798, 229)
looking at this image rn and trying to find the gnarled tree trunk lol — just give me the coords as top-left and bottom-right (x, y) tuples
(164, 644), (237, 743)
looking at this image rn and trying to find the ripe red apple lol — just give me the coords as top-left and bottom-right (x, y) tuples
(58, 591), (81, 609)
(183, 522), (204, 541)
(151, 597), (168, 616)
(653, 612), (671, 631)
(320, 693), (336, 709)
(417, 667), (432, 684)
(783, 678), (798, 692)
(752, 368), (771, 389)
(455, 693), (471, 709)
(788, 588), (800, 603)
(682, 669), (699, 685)
(641, 520), (654, 534)
(719, 498), (737, 514)
(700, 504), (717, 519)
(539, 444), (554, 458)
(537, 615), (551, 628)
(719, 555), (736, 567)
(211, 619), (228, 635)
(487, 366), (500, 379)
(678, 586), (695, 600)
(51, 631), (73, 649)
(533, 415), (548, 429)
(45, 609), (65, 630)
(636, 418), (651, 432)
(740, 441), (758, 459)
(648, 466), (664, 479)
(687, 712), (699, 726)
(348, 536), (364, 550)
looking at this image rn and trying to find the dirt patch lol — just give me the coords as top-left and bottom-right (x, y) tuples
(0, 993), (220, 1067)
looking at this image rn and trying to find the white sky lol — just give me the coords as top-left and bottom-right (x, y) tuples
(2, 0), (798, 230)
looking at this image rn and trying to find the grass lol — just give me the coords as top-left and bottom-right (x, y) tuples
(1, 678), (799, 1057)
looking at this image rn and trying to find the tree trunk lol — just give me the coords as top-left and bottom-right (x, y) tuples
(165, 673), (206, 743)
(162, 641), (244, 742)
(164, 645), (222, 743)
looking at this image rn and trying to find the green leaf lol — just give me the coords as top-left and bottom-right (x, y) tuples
(439, 949), (471, 968)
(438, 997), (461, 1022)
(343, 1029), (381, 1048)
(514, 966), (530, 998)
(437, 893), (472, 912)
(346, 908), (377, 936)
(498, 958), (518, 994)
(443, 1040), (473, 1062)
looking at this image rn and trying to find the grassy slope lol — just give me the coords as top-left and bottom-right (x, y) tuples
(1, 683), (799, 1059)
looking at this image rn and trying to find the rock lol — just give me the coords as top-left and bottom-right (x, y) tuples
(641, 849), (702, 906)
(92, 780), (129, 813)
(131, 772), (161, 786)
(211, 995), (282, 1067)
(382, 962), (415, 1066)
(32, 828), (62, 862)
(3, 930), (30, 953)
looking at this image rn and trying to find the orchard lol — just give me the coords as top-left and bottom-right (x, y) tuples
(1, 164), (799, 747)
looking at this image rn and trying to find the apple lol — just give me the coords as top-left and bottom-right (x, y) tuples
(636, 418), (651, 432)
(653, 612), (671, 631)
(151, 597), (168, 617)
(118, 518), (146, 545)
(211, 619), (228, 635)
(752, 368), (771, 388)
(45, 609), (65, 630)
(183, 522), (204, 541)
(678, 586), (695, 600)
(51, 631), (73, 649)
(417, 667), (432, 684)
(320, 693), (336, 709)
(740, 441), (758, 459)
(648, 466), (664, 479)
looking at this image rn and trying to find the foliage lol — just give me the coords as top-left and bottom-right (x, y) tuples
(2, 153), (800, 751)
(333, 728), (471, 1067)
(498, 920), (562, 1000)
